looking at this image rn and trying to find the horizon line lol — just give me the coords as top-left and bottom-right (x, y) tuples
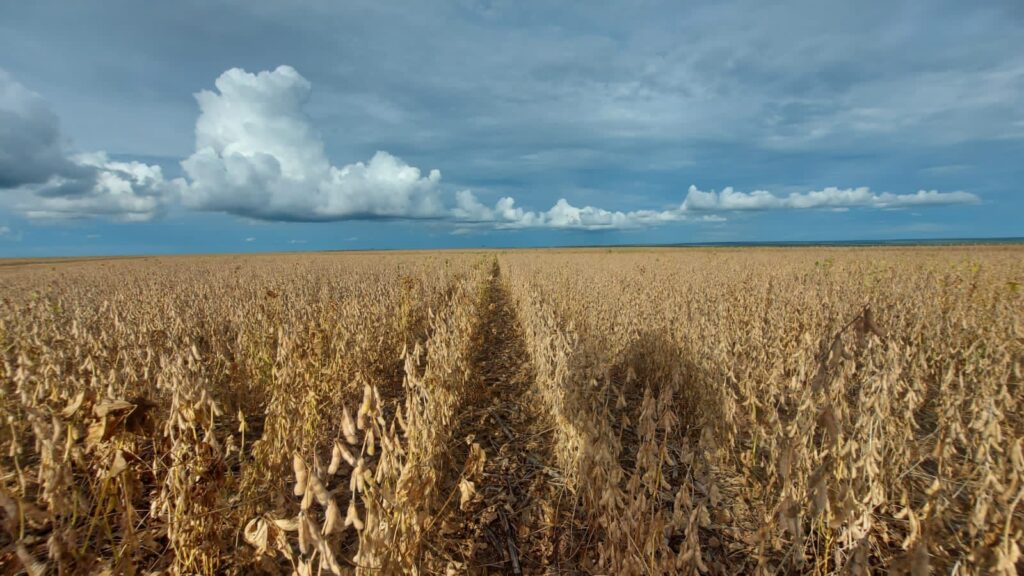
(2, 236), (1023, 262)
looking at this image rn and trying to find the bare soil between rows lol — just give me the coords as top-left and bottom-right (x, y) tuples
(427, 263), (574, 575)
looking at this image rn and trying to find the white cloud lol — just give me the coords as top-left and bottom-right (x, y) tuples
(453, 190), (692, 230)
(180, 66), (444, 221)
(681, 185), (979, 212)
(452, 189), (493, 221)
(699, 214), (727, 222)
(21, 152), (181, 221)
(0, 69), (179, 221)
(0, 65), (989, 231)
(0, 224), (23, 242)
(453, 183), (978, 230)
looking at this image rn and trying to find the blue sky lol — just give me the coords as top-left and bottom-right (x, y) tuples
(1, 0), (1021, 256)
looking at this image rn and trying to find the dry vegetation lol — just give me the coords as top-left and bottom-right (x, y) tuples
(1, 247), (1021, 574)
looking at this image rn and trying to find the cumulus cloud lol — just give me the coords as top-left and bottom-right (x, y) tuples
(454, 190), (693, 230)
(180, 66), (443, 221)
(453, 182), (978, 230)
(682, 185), (979, 212)
(21, 152), (181, 221)
(0, 69), (179, 221)
(0, 65), (987, 231)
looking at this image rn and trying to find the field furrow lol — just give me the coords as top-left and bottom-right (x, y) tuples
(424, 261), (569, 574)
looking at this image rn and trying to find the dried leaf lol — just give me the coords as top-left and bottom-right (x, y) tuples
(61, 391), (86, 418)
(94, 399), (135, 418)
(106, 450), (129, 479)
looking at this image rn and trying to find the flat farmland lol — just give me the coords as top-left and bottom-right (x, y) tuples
(1, 247), (1021, 574)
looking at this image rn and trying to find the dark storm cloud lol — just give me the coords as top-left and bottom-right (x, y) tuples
(0, 69), (84, 189)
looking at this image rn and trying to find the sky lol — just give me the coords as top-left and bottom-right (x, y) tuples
(1, 0), (1022, 256)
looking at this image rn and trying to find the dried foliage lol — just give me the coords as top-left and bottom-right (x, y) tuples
(1, 247), (1021, 575)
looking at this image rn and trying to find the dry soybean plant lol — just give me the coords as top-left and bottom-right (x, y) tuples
(1, 247), (1021, 574)
(0, 253), (478, 574)
(503, 247), (1023, 574)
